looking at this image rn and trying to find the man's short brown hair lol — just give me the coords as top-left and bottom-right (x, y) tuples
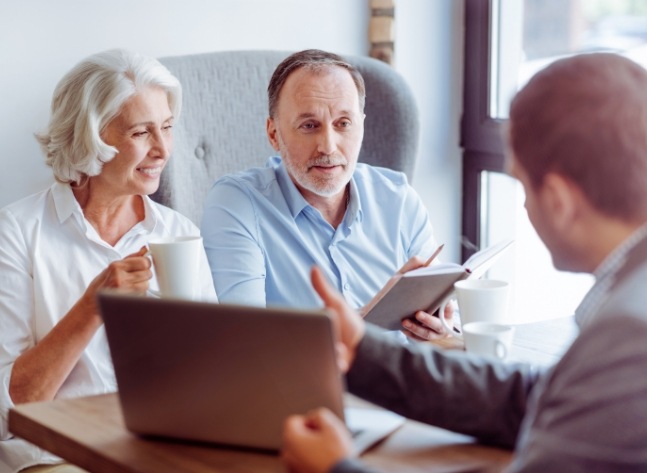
(509, 53), (647, 221)
(267, 49), (366, 118)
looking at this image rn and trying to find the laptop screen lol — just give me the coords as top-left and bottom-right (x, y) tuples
(98, 292), (345, 451)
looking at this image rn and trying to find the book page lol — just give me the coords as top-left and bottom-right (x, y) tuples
(404, 262), (463, 277)
(463, 239), (514, 279)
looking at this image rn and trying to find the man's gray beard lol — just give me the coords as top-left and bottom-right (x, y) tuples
(281, 149), (355, 197)
(276, 128), (355, 197)
(286, 159), (354, 197)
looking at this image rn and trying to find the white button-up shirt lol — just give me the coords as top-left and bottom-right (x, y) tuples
(0, 182), (217, 472)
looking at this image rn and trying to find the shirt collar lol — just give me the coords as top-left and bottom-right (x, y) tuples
(275, 157), (310, 219)
(592, 222), (647, 282)
(138, 195), (162, 233)
(344, 177), (363, 225)
(575, 222), (647, 328)
(52, 181), (81, 224)
(273, 156), (363, 224)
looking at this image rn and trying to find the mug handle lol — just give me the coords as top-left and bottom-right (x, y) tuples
(145, 250), (162, 298)
(495, 340), (507, 360)
(439, 299), (462, 339)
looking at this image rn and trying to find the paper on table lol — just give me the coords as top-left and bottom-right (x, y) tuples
(345, 407), (405, 453)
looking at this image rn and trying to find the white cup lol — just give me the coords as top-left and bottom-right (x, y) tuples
(463, 322), (515, 360)
(441, 279), (509, 338)
(148, 236), (203, 300)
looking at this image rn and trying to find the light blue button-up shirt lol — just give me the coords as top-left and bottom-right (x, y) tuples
(201, 156), (437, 310)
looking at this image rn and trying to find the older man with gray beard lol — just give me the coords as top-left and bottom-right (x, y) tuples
(201, 49), (452, 341)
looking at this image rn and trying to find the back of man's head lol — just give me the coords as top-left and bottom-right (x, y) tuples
(509, 53), (647, 222)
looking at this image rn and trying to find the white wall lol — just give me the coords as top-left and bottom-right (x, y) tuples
(0, 0), (464, 262)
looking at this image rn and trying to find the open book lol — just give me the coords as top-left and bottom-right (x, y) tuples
(362, 239), (514, 330)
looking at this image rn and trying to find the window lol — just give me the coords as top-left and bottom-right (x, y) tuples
(462, 0), (647, 321)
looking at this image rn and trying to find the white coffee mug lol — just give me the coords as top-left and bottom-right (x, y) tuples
(148, 236), (203, 300)
(441, 279), (509, 338)
(462, 322), (515, 360)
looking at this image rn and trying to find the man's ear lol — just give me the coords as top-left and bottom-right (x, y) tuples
(266, 117), (280, 152)
(541, 173), (581, 231)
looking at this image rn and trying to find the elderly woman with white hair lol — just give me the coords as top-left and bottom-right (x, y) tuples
(0, 49), (217, 473)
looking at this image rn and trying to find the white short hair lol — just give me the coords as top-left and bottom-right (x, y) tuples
(36, 49), (182, 184)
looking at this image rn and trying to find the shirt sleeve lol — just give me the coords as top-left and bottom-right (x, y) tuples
(346, 325), (541, 448)
(0, 209), (35, 440)
(400, 183), (436, 261)
(509, 313), (647, 472)
(201, 178), (267, 306)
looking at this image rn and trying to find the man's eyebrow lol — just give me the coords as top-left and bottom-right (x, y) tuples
(295, 112), (317, 121)
(294, 110), (355, 121)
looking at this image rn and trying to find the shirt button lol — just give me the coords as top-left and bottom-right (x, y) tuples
(343, 283), (350, 291)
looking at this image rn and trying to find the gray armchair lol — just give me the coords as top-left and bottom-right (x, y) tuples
(153, 50), (419, 225)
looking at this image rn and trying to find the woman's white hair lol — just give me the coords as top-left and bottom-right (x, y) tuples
(36, 49), (182, 184)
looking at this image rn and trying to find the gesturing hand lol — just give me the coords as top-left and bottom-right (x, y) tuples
(311, 266), (365, 373)
(282, 407), (354, 473)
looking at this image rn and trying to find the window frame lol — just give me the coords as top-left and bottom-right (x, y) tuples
(460, 0), (506, 262)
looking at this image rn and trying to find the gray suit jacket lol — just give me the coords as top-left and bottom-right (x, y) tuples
(335, 234), (647, 472)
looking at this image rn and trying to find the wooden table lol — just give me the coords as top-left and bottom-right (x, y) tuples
(8, 317), (576, 473)
(9, 394), (511, 473)
(507, 315), (578, 365)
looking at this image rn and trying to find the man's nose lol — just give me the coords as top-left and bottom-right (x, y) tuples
(316, 125), (337, 156)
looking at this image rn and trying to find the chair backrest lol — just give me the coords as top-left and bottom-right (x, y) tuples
(153, 50), (419, 225)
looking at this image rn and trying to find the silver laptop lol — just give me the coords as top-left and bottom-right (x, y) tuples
(98, 292), (403, 452)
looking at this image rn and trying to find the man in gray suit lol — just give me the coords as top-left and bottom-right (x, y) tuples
(280, 53), (647, 472)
